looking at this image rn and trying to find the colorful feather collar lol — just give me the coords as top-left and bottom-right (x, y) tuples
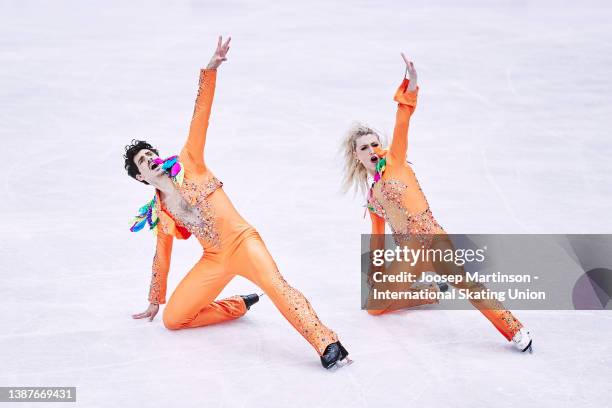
(129, 155), (185, 234)
(365, 148), (387, 215)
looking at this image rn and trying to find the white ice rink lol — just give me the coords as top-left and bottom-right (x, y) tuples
(1, 0), (611, 407)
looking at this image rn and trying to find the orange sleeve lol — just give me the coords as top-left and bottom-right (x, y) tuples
(389, 78), (419, 163)
(369, 211), (386, 252)
(368, 211), (386, 282)
(148, 231), (174, 305)
(181, 68), (217, 171)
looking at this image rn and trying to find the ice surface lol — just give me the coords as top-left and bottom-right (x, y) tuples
(1, 1), (611, 407)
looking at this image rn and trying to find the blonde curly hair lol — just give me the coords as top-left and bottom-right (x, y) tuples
(340, 122), (385, 196)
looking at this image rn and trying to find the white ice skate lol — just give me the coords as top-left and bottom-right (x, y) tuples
(512, 328), (533, 353)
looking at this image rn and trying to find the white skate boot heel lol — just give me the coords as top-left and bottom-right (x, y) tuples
(512, 328), (533, 353)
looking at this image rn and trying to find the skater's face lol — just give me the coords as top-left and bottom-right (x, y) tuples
(133, 149), (165, 184)
(354, 134), (381, 172)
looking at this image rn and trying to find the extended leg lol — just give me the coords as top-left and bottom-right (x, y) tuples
(431, 235), (523, 341)
(232, 232), (339, 356)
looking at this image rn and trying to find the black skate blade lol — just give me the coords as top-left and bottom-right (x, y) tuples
(522, 340), (533, 353)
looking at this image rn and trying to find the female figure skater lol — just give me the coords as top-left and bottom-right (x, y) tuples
(341, 53), (533, 352)
(126, 36), (349, 369)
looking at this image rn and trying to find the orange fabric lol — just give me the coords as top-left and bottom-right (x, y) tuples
(365, 77), (524, 341)
(146, 69), (338, 355)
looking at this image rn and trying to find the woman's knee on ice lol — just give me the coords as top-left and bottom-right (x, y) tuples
(367, 308), (385, 316)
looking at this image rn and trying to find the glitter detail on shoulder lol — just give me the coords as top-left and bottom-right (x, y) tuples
(380, 179), (409, 208)
(164, 176), (223, 247)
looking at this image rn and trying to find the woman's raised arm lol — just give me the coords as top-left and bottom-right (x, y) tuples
(389, 54), (419, 163)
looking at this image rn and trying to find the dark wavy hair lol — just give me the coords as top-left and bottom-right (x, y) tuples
(124, 139), (159, 185)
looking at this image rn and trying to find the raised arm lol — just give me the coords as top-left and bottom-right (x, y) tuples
(181, 36), (231, 170)
(389, 54), (419, 164)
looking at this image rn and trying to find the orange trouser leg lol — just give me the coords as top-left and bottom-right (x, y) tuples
(431, 236), (523, 341)
(163, 255), (247, 330)
(232, 232), (338, 355)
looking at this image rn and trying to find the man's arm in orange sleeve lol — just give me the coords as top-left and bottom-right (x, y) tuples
(148, 231), (174, 305)
(388, 78), (419, 163)
(181, 68), (217, 170)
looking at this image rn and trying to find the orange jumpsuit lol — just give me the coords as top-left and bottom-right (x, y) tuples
(365, 77), (524, 342)
(146, 68), (338, 355)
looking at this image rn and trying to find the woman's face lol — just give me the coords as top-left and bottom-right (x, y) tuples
(354, 133), (381, 172)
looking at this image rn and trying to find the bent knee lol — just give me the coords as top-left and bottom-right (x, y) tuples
(162, 309), (183, 330)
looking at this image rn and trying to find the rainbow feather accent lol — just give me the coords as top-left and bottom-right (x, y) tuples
(373, 157), (386, 183)
(130, 196), (159, 233)
(365, 151), (387, 216)
(129, 155), (185, 234)
(152, 155), (184, 186)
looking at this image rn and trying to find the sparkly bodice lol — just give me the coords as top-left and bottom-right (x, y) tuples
(367, 169), (445, 245)
(161, 176), (223, 247)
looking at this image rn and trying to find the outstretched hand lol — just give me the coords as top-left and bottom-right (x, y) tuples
(132, 303), (159, 322)
(401, 52), (418, 92)
(207, 35), (231, 70)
